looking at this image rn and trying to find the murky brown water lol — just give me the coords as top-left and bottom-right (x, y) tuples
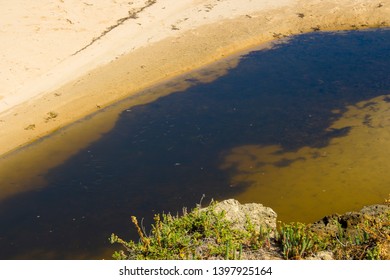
(222, 95), (390, 222)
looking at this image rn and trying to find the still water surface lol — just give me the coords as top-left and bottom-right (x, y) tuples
(0, 29), (389, 259)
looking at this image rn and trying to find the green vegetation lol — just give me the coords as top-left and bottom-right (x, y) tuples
(110, 200), (390, 260)
(276, 212), (390, 260)
(330, 213), (390, 260)
(277, 222), (320, 259)
(109, 203), (265, 260)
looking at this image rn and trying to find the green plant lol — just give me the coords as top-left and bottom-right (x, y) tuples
(110, 202), (248, 260)
(277, 222), (325, 259)
(245, 217), (272, 250)
(110, 198), (390, 260)
(330, 212), (390, 260)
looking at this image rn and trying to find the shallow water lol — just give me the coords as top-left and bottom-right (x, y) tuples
(0, 29), (389, 259)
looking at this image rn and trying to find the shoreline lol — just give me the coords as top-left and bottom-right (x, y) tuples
(0, 0), (389, 157)
(111, 198), (390, 260)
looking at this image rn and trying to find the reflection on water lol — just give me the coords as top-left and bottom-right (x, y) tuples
(222, 96), (390, 222)
(0, 29), (389, 259)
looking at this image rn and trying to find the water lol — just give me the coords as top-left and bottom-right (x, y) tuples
(0, 29), (389, 259)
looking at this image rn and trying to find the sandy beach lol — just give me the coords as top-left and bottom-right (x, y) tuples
(0, 0), (389, 157)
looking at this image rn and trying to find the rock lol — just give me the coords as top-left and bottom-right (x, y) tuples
(306, 251), (334, 260)
(211, 199), (277, 231)
(310, 204), (390, 238)
(360, 204), (390, 216)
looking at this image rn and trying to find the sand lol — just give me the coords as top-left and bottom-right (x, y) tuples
(0, 0), (389, 157)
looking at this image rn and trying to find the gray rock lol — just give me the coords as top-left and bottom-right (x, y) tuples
(360, 204), (390, 216)
(211, 199), (277, 231)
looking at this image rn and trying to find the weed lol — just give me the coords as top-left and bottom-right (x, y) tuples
(245, 217), (272, 250)
(277, 222), (321, 259)
(110, 198), (389, 260)
(110, 202), (250, 260)
(331, 213), (390, 260)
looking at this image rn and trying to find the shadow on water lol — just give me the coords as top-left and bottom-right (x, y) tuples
(0, 29), (389, 259)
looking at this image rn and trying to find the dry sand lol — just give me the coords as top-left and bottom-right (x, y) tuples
(0, 0), (389, 157)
